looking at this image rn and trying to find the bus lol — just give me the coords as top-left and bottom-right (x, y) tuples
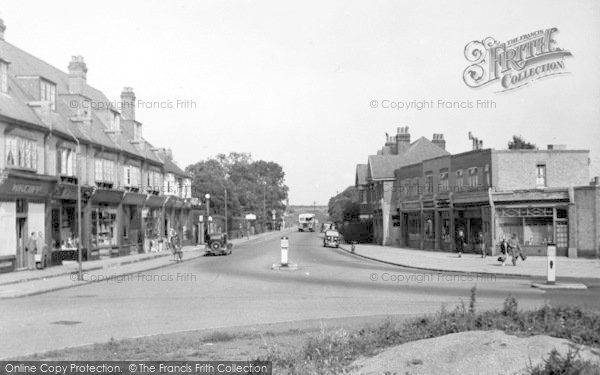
(298, 213), (315, 232)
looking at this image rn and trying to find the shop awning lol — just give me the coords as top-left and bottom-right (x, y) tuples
(122, 192), (147, 206)
(53, 183), (78, 201)
(145, 195), (166, 207)
(173, 198), (184, 208)
(164, 196), (176, 207)
(91, 188), (124, 204)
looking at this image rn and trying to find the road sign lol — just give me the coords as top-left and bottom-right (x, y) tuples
(281, 236), (289, 266)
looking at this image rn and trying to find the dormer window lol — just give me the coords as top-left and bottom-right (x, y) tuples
(40, 79), (56, 111)
(134, 123), (142, 141)
(111, 112), (120, 131)
(0, 60), (8, 93)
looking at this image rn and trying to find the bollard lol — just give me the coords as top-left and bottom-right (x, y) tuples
(547, 243), (556, 285)
(281, 236), (289, 267)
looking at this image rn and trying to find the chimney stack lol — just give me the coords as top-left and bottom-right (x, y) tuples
(395, 126), (411, 154)
(120, 87), (136, 121)
(0, 19), (6, 40)
(432, 133), (446, 150)
(68, 56), (87, 94)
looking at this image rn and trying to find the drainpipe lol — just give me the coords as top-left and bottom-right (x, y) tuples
(65, 128), (83, 281)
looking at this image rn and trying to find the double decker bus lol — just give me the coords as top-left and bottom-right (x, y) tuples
(298, 213), (315, 232)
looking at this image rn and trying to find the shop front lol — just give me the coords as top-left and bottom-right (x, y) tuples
(89, 188), (123, 259)
(122, 192), (146, 255)
(143, 195), (165, 252)
(0, 171), (55, 273)
(494, 205), (569, 256)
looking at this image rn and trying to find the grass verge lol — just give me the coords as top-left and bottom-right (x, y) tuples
(260, 289), (600, 374)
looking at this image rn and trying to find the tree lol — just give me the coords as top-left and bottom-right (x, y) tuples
(508, 135), (537, 150)
(328, 186), (358, 225)
(185, 153), (289, 220)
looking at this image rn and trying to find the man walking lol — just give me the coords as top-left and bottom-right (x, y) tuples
(508, 233), (527, 266)
(456, 229), (465, 258)
(25, 232), (36, 270)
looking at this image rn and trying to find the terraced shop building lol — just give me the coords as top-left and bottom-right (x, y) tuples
(0, 19), (194, 273)
(395, 146), (599, 257)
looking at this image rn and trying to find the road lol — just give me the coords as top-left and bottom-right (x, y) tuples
(1, 230), (598, 359)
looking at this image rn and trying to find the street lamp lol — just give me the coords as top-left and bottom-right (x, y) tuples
(205, 193), (210, 234)
(66, 128), (82, 281)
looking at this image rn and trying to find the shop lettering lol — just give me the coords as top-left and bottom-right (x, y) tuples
(463, 27), (572, 92)
(11, 184), (43, 195)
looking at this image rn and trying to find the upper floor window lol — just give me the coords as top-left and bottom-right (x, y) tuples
(484, 164), (490, 187)
(425, 173), (433, 193)
(146, 170), (162, 193)
(111, 112), (120, 131)
(536, 164), (547, 187)
(6, 136), (37, 171)
(40, 80), (56, 111)
(412, 178), (420, 194)
(57, 148), (76, 176)
(456, 170), (464, 191)
(0, 60), (8, 93)
(440, 171), (449, 192)
(95, 158), (114, 184)
(124, 165), (141, 191)
(468, 167), (479, 188)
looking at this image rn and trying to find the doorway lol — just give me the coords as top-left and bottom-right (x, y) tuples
(16, 217), (27, 270)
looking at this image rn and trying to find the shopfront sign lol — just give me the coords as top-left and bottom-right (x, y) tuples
(0, 177), (53, 198)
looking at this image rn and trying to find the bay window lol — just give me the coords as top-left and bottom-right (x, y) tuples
(5, 136), (38, 171)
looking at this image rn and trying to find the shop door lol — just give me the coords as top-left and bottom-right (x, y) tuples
(16, 218), (27, 270)
(556, 221), (568, 249)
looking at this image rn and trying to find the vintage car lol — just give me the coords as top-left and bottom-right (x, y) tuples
(205, 233), (233, 256)
(323, 229), (340, 248)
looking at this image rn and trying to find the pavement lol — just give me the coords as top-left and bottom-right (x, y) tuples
(339, 243), (600, 280)
(0, 230), (289, 298)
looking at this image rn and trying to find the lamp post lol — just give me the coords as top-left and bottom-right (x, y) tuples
(205, 193), (210, 234)
(66, 128), (82, 281)
(224, 188), (228, 237)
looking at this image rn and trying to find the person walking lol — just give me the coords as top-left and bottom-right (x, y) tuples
(498, 237), (508, 266)
(456, 229), (465, 258)
(476, 232), (486, 258)
(36, 231), (46, 269)
(25, 232), (36, 270)
(508, 233), (527, 266)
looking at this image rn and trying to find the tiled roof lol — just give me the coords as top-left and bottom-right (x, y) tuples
(368, 137), (450, 180)
(355, 164), (368, 186)
(0, 39), (161, 163)
(163, 158), (187, 177)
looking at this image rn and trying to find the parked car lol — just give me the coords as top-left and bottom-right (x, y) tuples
(323, 229), (340, 248)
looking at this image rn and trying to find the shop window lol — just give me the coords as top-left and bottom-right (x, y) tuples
(536, 164), (547, 187)
(40, 79), (56, 111)
(412, 178), (420, 194)
(5, 136), (38, 171)
(91, 208), (117, 247)
(556, 208), (568, 219)
(441, 213), (451, 243)
(424, 216), (435, 240)
(0, 60), (8, 93)
(407, 213), (421, 241)
(484, 164), (490, 187)
(523, 217), (553, 245)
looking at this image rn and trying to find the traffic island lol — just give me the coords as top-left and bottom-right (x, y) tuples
(271, 263), (299, 271)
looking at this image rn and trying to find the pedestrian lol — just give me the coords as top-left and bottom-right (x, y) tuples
(25, 232), (36, 270)
(477, 232), (486, 258)
(507, 233), (527, 266)
(498, 237), (508, 266)
(36, 231), (46, 269)
(456, 229), (465, 258)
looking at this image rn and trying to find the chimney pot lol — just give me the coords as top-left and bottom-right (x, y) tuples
(68, 55), (87, 94)
(432, 133), (446, 150)
(120, 87), (136, 121)
(0, 19), (6, 40)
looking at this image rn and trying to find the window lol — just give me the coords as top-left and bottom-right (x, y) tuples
(146, 170), (162, 193)
(425, 173), (433, 193)
(412, 178), (420, 194)
(57, 148), (76, 176)
(40, 80), (56, 111)
(124, 165), (140, 190)
(5, 136), (37, 171)
(0, 60), (8, 93)
(111, 112), (120, 131)
(484, 164), (490, 187)
(536, 164), (546, 187)
(95, 158), (114, 183)
(440, 171), (449, 192)
(468, 167), (479, 188)
(456, 170), (464, 191)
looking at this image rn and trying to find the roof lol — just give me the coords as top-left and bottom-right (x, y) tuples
(367, 137), (450, 180)
(163, 158), (188, 177)
(355, 164), (368, 186)
(0, 39), (162, 163)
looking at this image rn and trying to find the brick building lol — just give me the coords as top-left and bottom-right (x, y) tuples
(0, 20), (196, 273)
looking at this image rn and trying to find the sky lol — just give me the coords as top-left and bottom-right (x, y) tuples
(1, 0), (599, 204)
